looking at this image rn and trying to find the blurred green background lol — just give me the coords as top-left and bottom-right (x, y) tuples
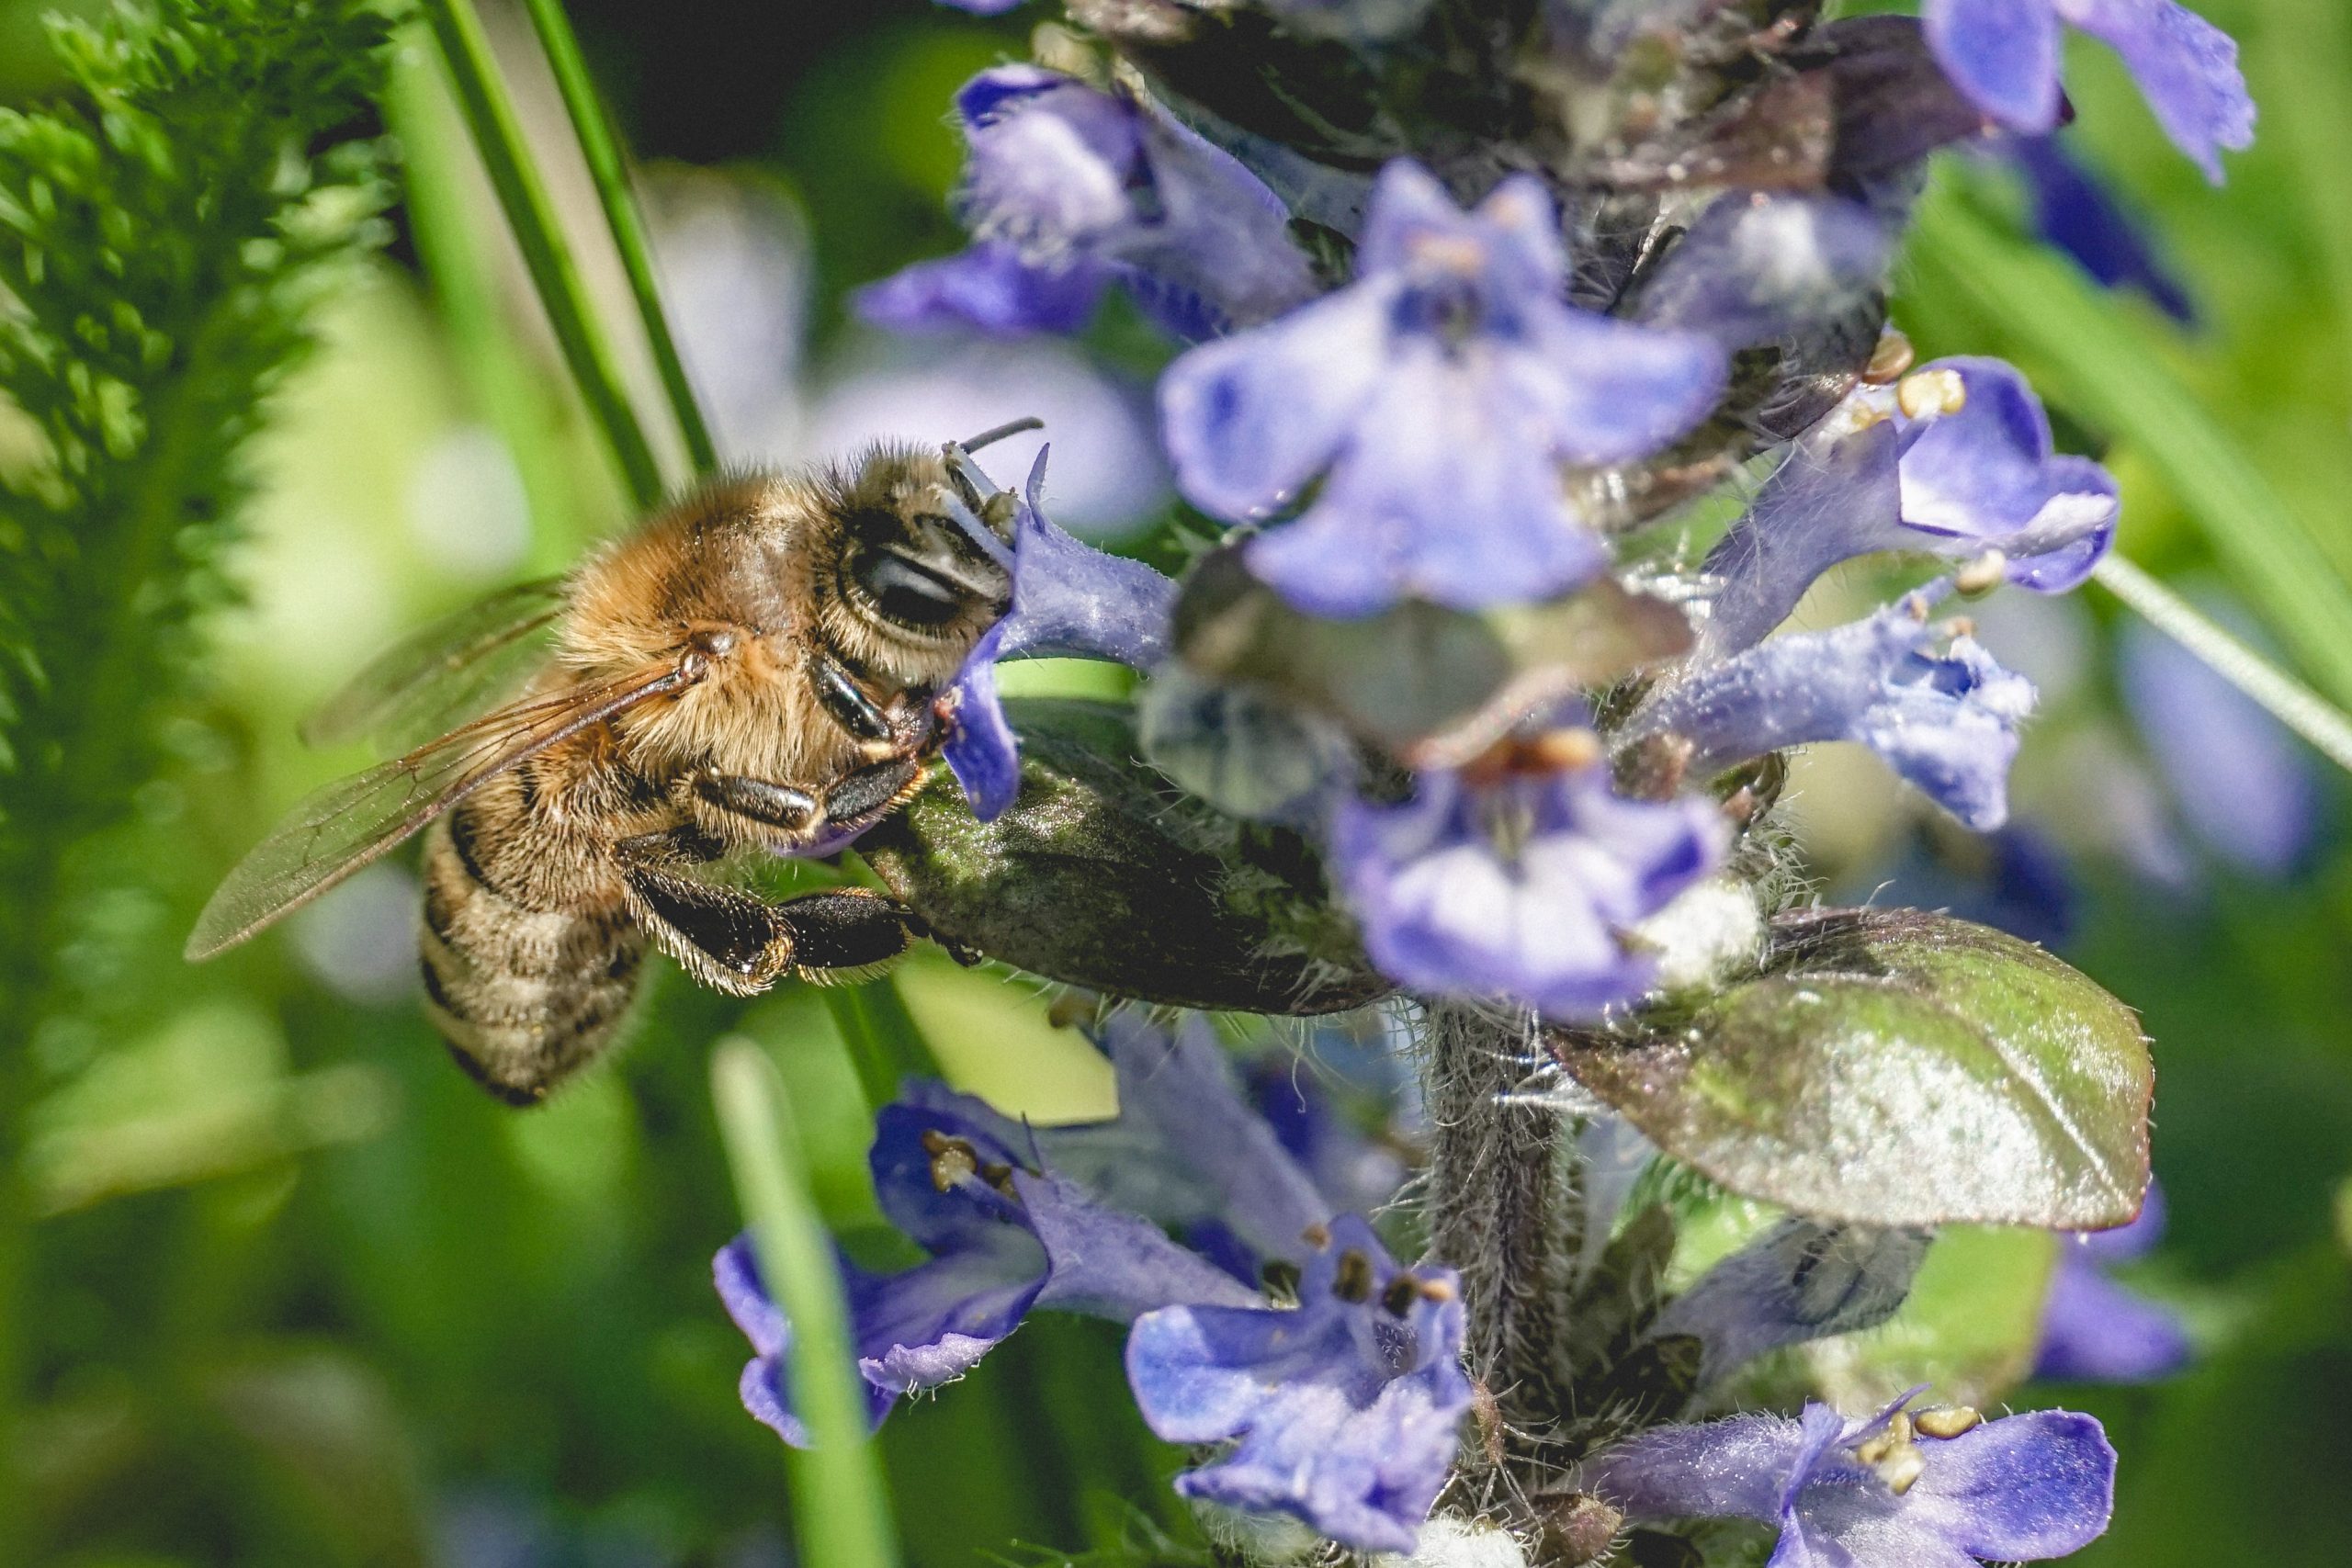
(7, 0), (2352, 1562)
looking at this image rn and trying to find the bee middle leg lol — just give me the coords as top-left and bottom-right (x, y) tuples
(613, 829), (935, 997)
(613, 834), (798, 996)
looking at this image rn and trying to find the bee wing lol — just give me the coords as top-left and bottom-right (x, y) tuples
(300, 578), (570, 751)
(188, 658), (697, 960)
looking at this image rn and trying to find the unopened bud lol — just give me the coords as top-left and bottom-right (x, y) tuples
(1534, 1493), (1624, 1567)
(1896, 367), (1967, 420)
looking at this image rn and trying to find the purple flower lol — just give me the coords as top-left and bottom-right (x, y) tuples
(1331, 725), (1730, 1018)
(939, 448), (1176, 819)
(2034, 1182), (2193, 1382)
(1635, 589), (2038, 832)
(2120, 610), (2322, 878)
(1583, 1393), (2117, 1566)
(855, 242), (1107, 338)
(1923, 0), (2254, 182)
(933, 0), (1026, 12)
(1125, 1214), (1473, 1553)
(1650, 1220), (1933, 1389)
(1159, 161), (1726, 616)
(1026, 1012), (1339, 1271)
(1637, 193), (1895, 352)
(863, 67), (1315, 340)
(1999, 134), (2196, 322)
(1702, 358), (2118, 657)
(718, 1085), (1255, 1445)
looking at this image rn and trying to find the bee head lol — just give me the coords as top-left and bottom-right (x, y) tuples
(830, 447), (1014, 660)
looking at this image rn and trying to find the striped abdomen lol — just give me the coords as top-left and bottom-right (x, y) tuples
(418, 790), (643, 1106)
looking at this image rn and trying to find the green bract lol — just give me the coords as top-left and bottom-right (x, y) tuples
(1554, 908), (2154, 1229)
(860, 698), (1387, 1014)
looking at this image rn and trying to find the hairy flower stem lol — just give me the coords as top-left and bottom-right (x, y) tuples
(1423, 998), (1567, 1471)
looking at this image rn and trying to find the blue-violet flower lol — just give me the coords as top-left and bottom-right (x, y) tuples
(1159, 160), (1726, 616)
(718, 1084), (1255, 1442)
(2034, 1181), (2193, 1382)
(1635, 589), (2038, 832)
(860, 66), (1315, 340)
(1702, 357), (2118, 656)
(1583, 1393), (2117, 1567)
(1125, 1213), (1474, 1553)
(940, 448), (1176, 819)
(1331, 723), (1730, 1018)
(1923, 0), (2254, 182)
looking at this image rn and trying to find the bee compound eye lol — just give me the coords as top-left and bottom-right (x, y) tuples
(854, 547), (976, 630)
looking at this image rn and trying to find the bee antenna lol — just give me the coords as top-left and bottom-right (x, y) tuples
(957, 416), (1044, 453)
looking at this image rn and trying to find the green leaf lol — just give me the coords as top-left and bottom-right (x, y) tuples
(1553, 908), (2153, 1228)
(712, 1039), (900, 1568)
(1906, 183), (2352, 713)
(1173, 545), (1692, 764)
(857, 698), (1387, 1014)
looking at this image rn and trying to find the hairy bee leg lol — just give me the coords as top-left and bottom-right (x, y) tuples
(771, 888), (929, 976)
(612, 846), (796, 997)
(821, 755), (924, 825)
(690, 772), (820, 832)
(809, 649), (896, 743)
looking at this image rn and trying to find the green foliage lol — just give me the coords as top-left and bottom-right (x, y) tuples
(861, 698), (1390, 1015)
(1557, 908), (2154, 1228)
(0, 0), (399, 1043)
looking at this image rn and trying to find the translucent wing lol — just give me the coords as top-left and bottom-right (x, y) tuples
(187, 658), (698, 960)
(300, 578), (570, 751)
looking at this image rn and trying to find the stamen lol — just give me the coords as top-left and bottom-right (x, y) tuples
(1955, 549), (2008, 597)
(1914, 1405), (1984, 1439)
(1382, 1275), (1421, 1317)
(921, 1128), (983, 1193)
(1301, 1222), (1332, 1249)
(1333, 1248), (1375, 1303)
(1862, 331), (1917, 386)
(1261, 1258), (1303, 1302)
(1896, 367), (1967, 421)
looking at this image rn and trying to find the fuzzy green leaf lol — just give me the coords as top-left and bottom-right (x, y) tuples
(1553, 909), (2153, 1228)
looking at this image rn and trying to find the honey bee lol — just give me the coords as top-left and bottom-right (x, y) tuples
(187, 423), (1038, 1104)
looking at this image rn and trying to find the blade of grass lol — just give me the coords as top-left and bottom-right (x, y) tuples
(2093, 555), (2352, 778)
(712, 1038), (901, 1568)
(387, 44), (608, 564)
(822, 981), (944, 1112)
(415, 0), (667, 511)
(517, 0), (719, 477)
(1906, 186), (2352, 711)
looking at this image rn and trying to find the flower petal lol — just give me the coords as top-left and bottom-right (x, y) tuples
(1635, 595), (2036, 832)
(1924, 0), (2065, 133)
(1700, 421), (1906, 658)
(1125, 1215), (1472, 1554)
(1160, 281), (1397, 519)
(2031, 1247), (2193, 1382)
(2058, 0), (2255, 183)
(1899, 1409), (2118, 1560)
(1636, 194), (1895, 352)
(854, 243), (1109, 337)
(1651, 1220), (1933, 1387)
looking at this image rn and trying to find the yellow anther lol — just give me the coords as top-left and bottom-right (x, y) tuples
(1897, 367), (1967, 420)
(1915, 1405), (1984, 1440)
(1955, 549), (2009, 597)
(1863, 331), (1917, 385)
